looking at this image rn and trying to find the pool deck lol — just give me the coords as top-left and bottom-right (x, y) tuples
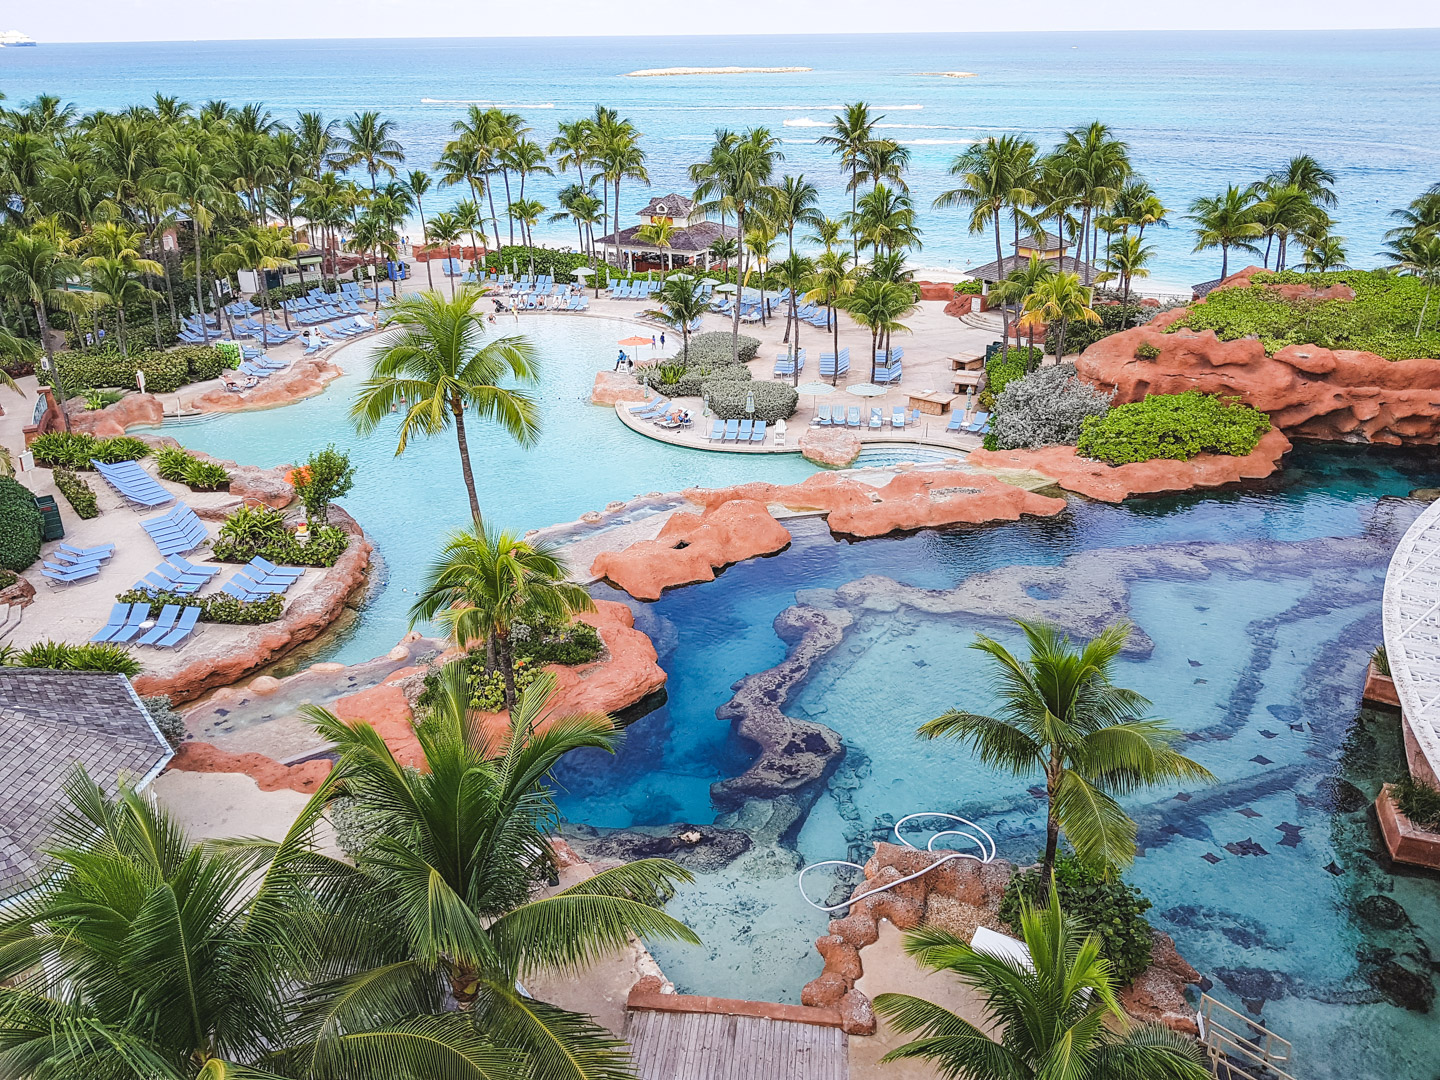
(1381, 494), (1440, 785)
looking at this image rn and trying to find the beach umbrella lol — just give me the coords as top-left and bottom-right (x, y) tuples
(715, 283), (738, 294)
(795, 381), (836, 397)
(845, 382), (888, 397)
(702, 390), (710, 418)
(745, 390), (755, 417)
(618, 336), (652, 348)
(671, 273), (694, 282)
(700, 277), (720, 286)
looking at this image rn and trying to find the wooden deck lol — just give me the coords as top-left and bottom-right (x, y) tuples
(625, 1000), (847, 1079)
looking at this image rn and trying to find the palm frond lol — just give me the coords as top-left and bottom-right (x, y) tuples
(473, 979), (634, 1080)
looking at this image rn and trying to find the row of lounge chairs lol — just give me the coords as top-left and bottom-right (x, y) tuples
(92, 459), (174, 510)
(220, 558), (305, 602)
(40, 542), (115, 588)
(134, 555), (220, 596)
(705, 418), (769, 444)
(820, 349), (850, 378)
(812, 405), (919, 430)
(91, 601), (199, 648)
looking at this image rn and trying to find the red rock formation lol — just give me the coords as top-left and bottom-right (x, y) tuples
(186, 357), (343, 414)
(0, 573), (36, 609)
(943, 295), (974, 318)
(797, 426), (862, 467)
(1076, 271), (1440, 445)
(1119, 931), (1201, 1036)
(686, 470), (1066, 539)
(590, 500), (792, 601)
(69, 393), (165, 437)
(968, 427), (1292, 503)
(167, 741), (331, 793)
(592, 371), (650, 405)
(332, 681), (424, 769)
(132, 508), (373, 703)
(915, 281), (955, 301)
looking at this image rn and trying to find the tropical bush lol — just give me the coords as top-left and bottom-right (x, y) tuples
(115, 587), (284, 624)
(1047, 303), (1151, 356)
(1169, 270), (1440, 360)
(1134, 341), (1161, 360)
(140, 694), (187, 748)
(999, 854), (1154, 984)
(1372, 643), (1391, 676)
(0, 476), (42, 571)
(1393, 776), (1440, 830)
(11, 639), (142, 677)
(182, 458), (230, 491)
(990, 363), (1113, 450)
(44, 346), (190, 394)
(983, 345), (1045, 406)
(291, 444), (356, 524)
(481, 245), (610, 286)
(154, 445), (193, 482)
(62, 321), (180, 356)
(953, 279), (984, 295)
(683, 330), (761, 365)
(168, 344), (229, 382)
(210, 504), (349, 568)
(52, 468), (99, 519)
(416, 615), (604, 710)
(29, 432), (150, 470)
(705, 378), (798, 421)
(1077, 391), (1272, 465)
(636, 360), (751, 398)
(0, 568), (15, 591)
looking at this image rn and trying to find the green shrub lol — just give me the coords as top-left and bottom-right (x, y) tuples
(140, 694), (187, 748)
(182, 458), (230, 491)
(984, 345), (1044, 401)
(12, 639), (141, 676)
(115, 588), (284, 625)
(44, 346), (191, 394)
(999, 855), (1154, 984)
(210, 505), (349, 568)
(1169, 270), (1440, 360)
(637, 360), (751, 398)
(0, 476), (42, 571)
(82, 388), (125, 410)
(681, 331), (760, 365)
(169, 344), (228, 382)
(1077, 391), (1272, 466)
(512, 614), (603, 666)
(1047, 304), (1151, 356)
(704, 378), (797, 421)
(0, 568), (16, 591)
(1134, 341), (1161, 360)
(52, 469), (99, 519)
(954, 279), (984, 295)
(29, 433), (150, 470)
(480, 246), (613, 286)
(155, 445), (192, 482)
(293, 445), (355, 524)
(1394, 776), (1440, 829)
(1372, 644), (1391, 676)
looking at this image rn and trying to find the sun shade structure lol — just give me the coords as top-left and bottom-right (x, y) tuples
(618, 336), (653, 347)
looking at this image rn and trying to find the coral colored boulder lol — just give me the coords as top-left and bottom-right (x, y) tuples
(590, 500), (792, 600)
(167, 742), (332, 793)
(69, 393), (164, 437)
(916, 281), (955, 301)
(592, 371), (650, 405)
(798, 425), (863, 467)
(969, 427), (1292, 502)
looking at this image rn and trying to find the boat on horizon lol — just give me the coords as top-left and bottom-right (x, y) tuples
(0, 30), (38, 46)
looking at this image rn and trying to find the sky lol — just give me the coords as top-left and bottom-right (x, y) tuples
(11, 0), (1440, 42)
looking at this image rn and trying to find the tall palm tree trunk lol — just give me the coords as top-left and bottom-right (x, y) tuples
(730, 207), (745, 362)
(195, 235), (209, 344)
(451, 394), (482, 523)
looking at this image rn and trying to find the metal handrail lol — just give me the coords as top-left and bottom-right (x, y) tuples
(1199, 994), (1296, 1080)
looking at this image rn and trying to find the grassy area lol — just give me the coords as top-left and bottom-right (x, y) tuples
(1168, 270), (1440, 360)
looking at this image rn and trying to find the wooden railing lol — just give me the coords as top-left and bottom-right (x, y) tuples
(1199, 994), (1296, 1079)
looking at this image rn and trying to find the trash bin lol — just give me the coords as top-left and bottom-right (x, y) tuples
(34, 494), (64, 542)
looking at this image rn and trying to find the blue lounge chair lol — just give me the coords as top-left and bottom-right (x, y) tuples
(90, 603), (133, 643)
(946, 412), (965, 432)
(221, 581), (260, 603)
(232, 572), (287, 595)
(110, 603), (153, 644)
(42, 562), (99, 587)
(138, 571), (199, 595)
(965, 411), (992, 434)
(137, 604), (182, 646)
(723, 419), (740, 442)
(813, 404), (832, 427)
(168, 555), (218, 578)
(892, 407), (906, 429)
(155, 605), (202, 649)
(154, 563), (210, 589)
(751, 421), (767, 443)
(847, 407), (861, 429)
(54, 549), (109, 569)
(708, 420), (725, 441)
(737, 419), (754, 442)
(248, 556), (303, 582)
(869, 408), (883, 430)
(92, 460), (173, 509)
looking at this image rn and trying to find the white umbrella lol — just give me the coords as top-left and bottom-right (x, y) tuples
(571, 267), (593, 278)
(846, 383), (888, 397)
(699, 277), (720, 286)
(795, 380), (836, 397)
(715, 283), (738, 294)
(671, 272), (694, 282)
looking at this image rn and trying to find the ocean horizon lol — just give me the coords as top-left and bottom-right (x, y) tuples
(3, 30), (1439, 287)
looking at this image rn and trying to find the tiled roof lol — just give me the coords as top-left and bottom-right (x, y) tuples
(637, 193), (695, 219)
(598, 219), (739, 253)
(0, 669), (172, 898)
(1191, 278), (1225, 298)
(971, 254), (1099, 285)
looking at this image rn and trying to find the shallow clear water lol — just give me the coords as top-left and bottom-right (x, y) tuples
(154, 316), (815, 663)
(550, 445), (1440, 1080)
(4, 32), (1440, 285)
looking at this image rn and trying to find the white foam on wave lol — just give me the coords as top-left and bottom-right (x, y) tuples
(420, 98), (555, 108)
(624, 103), (923, 112)
(782, 117), (825, 127)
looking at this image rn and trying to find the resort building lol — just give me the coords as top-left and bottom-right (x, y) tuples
(595, 194), (740, 272)
(970, 230), (1099, 286)
(0, 669), (173, 900)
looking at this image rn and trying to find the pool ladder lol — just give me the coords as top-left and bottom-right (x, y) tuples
(1199, 994), (1296, 1080)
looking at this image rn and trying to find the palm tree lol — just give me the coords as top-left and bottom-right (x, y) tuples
(1054, 122), (1132, 270)
(873, 887), (1209, 1080)
(805, 249), (856, 380)
(1251, 182), (1321, 271)
(993, 255), (1057, 360)
(346, 212), (396, 311)
(920, 620), (1213, 882)
(508, 198), (547, 275)
(298, 666), (700, 1078)
(843, 278), (916, 381)
(0, 231), (81, 419)
(1189, 184), (1264, 279)
(1268, 153), (1338, 209)
(214, 225), (298, 347)
(644, 276), (709, 360)
(1384, 230), (1440, 336)
(851, 183), (921, 260)
(854, 139), (911, 193)
(817, 102), (877, 261)
(548, 117), (596, 188)
(744, 224), (779, 327)
(707, 234), (738, 275)
(635, 217), (675, 272)
(410, 523), (593, 708)
(1301, 234), (1349, 273)
(407, 169), (437, 291)
(773, 252), (814, 384)
(595, 115), (648, 269)
(335, 110), (405, 194)
(1095, 235), (1156, 324)
(352, 288), (539, 522)
(1016, 271), (1100, 361)
(935, 137), (1026, 276)
(0, 769), (514, 1080)
(425, 211), (464, 298)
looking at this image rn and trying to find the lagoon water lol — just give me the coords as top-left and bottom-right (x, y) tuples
(4, 31), (1440, 285)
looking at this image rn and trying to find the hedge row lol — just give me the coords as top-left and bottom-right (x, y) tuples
(705, 379), (798, 422)
(115, 588), (284, 625)
(1077, 391), (1271, 465)
(52, 469), (100, 519)
(29, 434), (150, 471)
(0, 477), (42, 572)
(42, 344), (228, 395)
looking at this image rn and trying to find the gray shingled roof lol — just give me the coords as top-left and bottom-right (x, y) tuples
(971, 253), (1099, 285)
(0, 669), (173, 898)
(636, 193), (695, 219)
(597, 219), (740, 253)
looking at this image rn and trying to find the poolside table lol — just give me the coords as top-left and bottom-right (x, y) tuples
(951, 370), (986, 394)
(907, 390), (958, 415)
(948, 353), (985, 371)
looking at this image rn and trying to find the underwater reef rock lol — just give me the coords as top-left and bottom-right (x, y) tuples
(590, 499), (792, 600)
(686, 469), (1065, 539)
(561, 823), (753, 872)
(133, 507), (373, 703)
(711, 605), (851, 812)
(968, 426), (1292, 503)
(591, 370), (650, 405)
(1076, 274), (1440, 445)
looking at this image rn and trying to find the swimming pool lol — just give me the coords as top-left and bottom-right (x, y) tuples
(154, 316), (817, 664)
(550, 444), (1440, 1080)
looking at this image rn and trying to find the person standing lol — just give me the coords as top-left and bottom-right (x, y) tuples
(660, 331), (666, 349)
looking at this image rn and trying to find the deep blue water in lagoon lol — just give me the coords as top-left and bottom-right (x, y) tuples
(4, 31), (1440, 284)
(551, 444), (1440, 1080)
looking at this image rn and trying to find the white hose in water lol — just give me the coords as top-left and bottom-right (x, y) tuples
(796, 812), (998, 913)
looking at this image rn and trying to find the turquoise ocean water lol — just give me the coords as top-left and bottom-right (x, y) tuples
(4, 31), (1440, 285)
